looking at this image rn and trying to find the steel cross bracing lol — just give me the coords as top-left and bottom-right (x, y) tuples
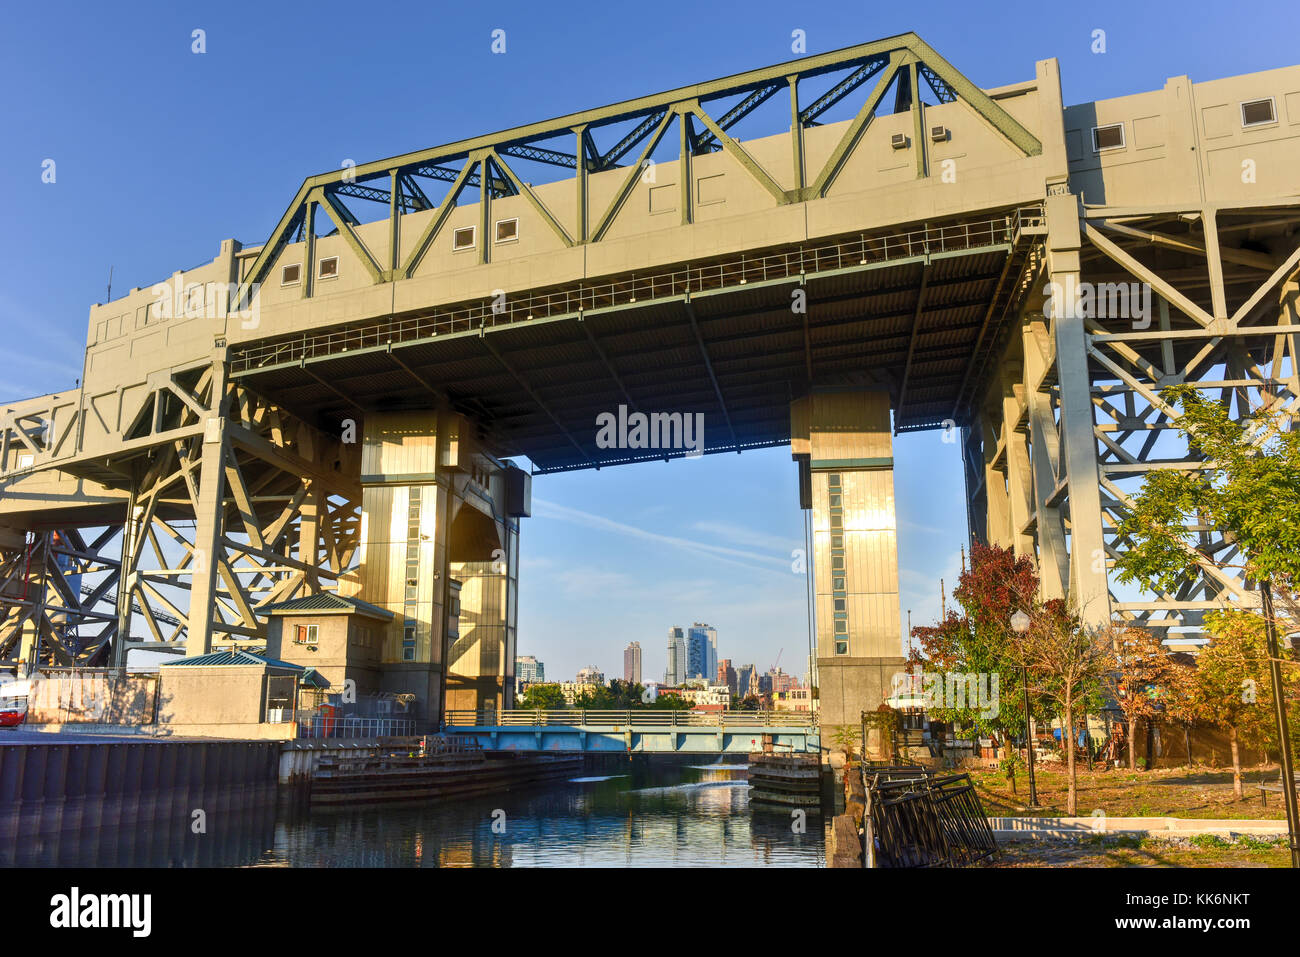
(229, 32), (1041, 311)
(0, 364), (361, 665)
(965, 197), (1300, 632)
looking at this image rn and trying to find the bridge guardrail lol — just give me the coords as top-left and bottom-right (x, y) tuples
(298, 715), (418, 739)
(230, 205), (1044, 374)
(444, 709), (816, 729)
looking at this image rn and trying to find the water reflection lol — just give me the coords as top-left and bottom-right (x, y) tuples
(3, 760), (825, 867)
(254, 760), (824, 868)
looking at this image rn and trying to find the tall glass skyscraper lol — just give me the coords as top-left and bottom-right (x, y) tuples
(686, 622), (717, 680)
(665, 627), (686, 685)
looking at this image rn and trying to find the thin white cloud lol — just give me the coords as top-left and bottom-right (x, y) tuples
(532, 497), (790, 578)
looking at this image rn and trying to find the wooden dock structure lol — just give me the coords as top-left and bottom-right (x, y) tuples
(747, 752), (823, 809)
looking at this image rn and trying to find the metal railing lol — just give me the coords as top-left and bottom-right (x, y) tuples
(444, 709), (815, 728)
(297, 715), (418, 738)
(230, 205), (1044, 374)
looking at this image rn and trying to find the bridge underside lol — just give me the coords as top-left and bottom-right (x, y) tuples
(229, 209), (1042, 473)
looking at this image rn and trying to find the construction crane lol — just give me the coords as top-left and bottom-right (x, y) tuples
(769, 648), (783, 673)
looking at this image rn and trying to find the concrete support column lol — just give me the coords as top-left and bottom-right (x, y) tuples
(1046, 193), (1110, 627)
(1023, 311), (1069, 599)
(1002, 372), (1035, 559)
(791, 392), (904, 736)
(354, 410), (450, 721)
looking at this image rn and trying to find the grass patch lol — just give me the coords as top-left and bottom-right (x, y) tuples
(970, 764), (1285, 820)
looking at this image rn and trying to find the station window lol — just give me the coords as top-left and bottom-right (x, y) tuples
(318, 256), (339, 279)
(495, 218), (519, 243)
(1091, 123), (1125, 152)
(281, 263), (302, 286)
(452, 226), (476, 251)
(1240, 98), (1277, 128)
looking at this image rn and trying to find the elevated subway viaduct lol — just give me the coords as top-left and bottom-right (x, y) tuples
(2, 33), (1299, 733)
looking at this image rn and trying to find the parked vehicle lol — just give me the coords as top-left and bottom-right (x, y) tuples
(0, 697), (27, 727)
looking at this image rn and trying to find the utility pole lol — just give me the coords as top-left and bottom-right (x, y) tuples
(1261, 582), (1299, 868)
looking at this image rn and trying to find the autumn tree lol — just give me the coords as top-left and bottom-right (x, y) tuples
(910, 543), (1051, 793)
(1011, 609), (1115, 816)
(1195, 611), (1274, 799)
(1105, 624), (1183, 770)
(1163, 655), (1204, 766)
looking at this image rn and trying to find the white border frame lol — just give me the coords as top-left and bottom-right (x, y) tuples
(452, 225), (477, 251)
(1091, 122), (1126, 152)
(1240, 96), (1278, 128)
(494, 218), (519, 244)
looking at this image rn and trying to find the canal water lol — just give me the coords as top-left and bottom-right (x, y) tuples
(6, 758), (828, 867)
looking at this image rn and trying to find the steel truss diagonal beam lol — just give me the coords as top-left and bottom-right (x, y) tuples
(230, 33), (1041, 306)
(1, 365), (362, 665)
(967, 198), (1300, 636)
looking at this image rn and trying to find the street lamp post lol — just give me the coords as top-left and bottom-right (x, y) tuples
(1010, 609), (1037, 808)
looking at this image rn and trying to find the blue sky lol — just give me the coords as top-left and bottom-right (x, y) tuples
(2, 0), (1296, 682)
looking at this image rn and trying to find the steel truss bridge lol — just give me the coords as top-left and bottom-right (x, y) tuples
(1, 30), (1298, 679)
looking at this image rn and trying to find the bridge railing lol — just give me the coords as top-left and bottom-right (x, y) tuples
(230, 205), (1044, 373)
(444, 709), (815, 729)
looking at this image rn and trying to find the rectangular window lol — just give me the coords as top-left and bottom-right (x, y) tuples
(834, 620), (847, 634)
(294, 624), (318, 645)
(1241, 97), (1276, 127)
(281, 264), (302, 286)
(835, 640), (848, 656)
(1091, 123), (1125, 152)
(831, 514), (842, 529)
(831, 535), (843, 548)
(829, 494), (841, 507)
(828, 474), (841, 488)
(495, 218), (518, 243)
(452, 226), (476, 250)
(832, 577), (845, 590)
(318, 256), (339, 279)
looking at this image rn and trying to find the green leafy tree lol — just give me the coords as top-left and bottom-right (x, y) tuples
(572, 684), (615, 709)
(1195, 612), (1275, 799)
(648, 692), (692, 711)
(1113, 384), (1300, 594)
(1114, 385), (1300, 813)
(519, 683), (565, 710)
